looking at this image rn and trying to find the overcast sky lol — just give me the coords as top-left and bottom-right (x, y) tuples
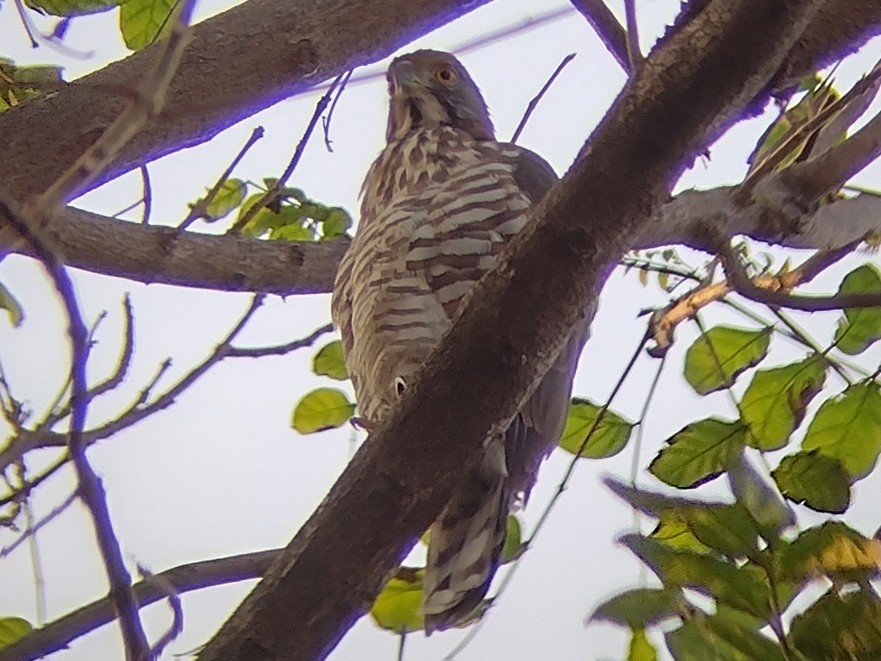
(2, 2), (881, 660)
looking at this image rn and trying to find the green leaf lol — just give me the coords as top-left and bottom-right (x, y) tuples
(648, 418), (746, 488)
(558, 399), (633, 459)
(628, 628), (658, 661)
(370, 569), (424, 632)
(291, 387), (355, 434)
(739, 356), (826, 450)
(772, 450), (850, 513)
(622, 535), (772, 620)
(203, 178), (246, 222)
(802, 382), (881, 479)
(591, 587), (681, 628)
(322, 207), (352, 239)
(500, 514), (523, 563)
(666, 612), (785, 661)
(727, 451), (795, 540)
(780, 521), (881, 583)
(833, 264), (881, 355)
(650, 513), (712, 555)
(684, 326), (771, 395)
(25, 0), (117, 16)
(0, 281), (23, 327)
(119, 0), (177, 50)
(312, 340), (348, 380)
(270, 222), (314, 242)
(0, 617), (32, 650)
(791, 588), (881, 660)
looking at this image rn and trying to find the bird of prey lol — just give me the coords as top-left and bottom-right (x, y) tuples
(331, 49), (589, 633)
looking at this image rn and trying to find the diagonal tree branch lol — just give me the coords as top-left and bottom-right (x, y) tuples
(197, 2), (825, 659)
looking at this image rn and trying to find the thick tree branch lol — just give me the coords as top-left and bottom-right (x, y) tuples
(0, 0), (492, 202)
(198, 2), (825, 659)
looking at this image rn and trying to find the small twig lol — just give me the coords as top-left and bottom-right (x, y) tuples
(0, 452), (69, 508)
(178, 126), (265, 231)
(139, 565), (184, 658)
(139, 165), (152, 225)
(1, 490), (77, 559)
(568, 0), (630, 73)
(0, 550), (279, 661)
(396, 630), (407, 661)
(228, 76), (345, 234)
(226, 322), (333, 357)
(511, 53), (576, 144)
(623, 0), (642, 71)
(24, 500), (48, 624)
(322, 69), (353, 153)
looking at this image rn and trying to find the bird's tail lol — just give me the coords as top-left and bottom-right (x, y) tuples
(422, 444), (509, 634)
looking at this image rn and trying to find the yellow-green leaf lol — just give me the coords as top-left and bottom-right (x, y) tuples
(648, 418), (746, 488)
(0, 616), (32, 649)
(772, 450), (850, 513)
(370, 570), (424, 632)
(291, 387), (354, 434)
(727, 450), (795, 539)
(791, 588), (881, 659)
(558, 399), (633, 459)
(666, 612), (785, 661)
(628, 628), (658, 661)
(591, 588), (681, 628)
(500, 514), (523, 563)
(25, 0), (116, 16)
(312, 340), (348, 380)
(739, 356), (826, 450)
(684, 326), (771, 395)
(802, 383), (881, 479)
(119, 0), (177, 50)
(834, 264), (881, 355)
(0, 281), (23, 327)
(781, 521), (881, 583)
(322, 207), (352, 239)
(203, 178), (246, 222)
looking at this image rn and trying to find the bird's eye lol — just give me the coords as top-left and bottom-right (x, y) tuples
(434, 66), (456, 85)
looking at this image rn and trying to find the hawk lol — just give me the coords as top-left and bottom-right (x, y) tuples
(331, 50), (589, 632)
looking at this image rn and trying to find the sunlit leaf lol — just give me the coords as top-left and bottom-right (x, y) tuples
(0, 281), (23, 327)
(772, 450), (850, 513)
(780, 521), (881, 583)
(558, 399), (633, 459)
(0, 617), (32, 650)
(203, 178), (246, 222)
(270, 222), (314, 241)
(500, 515), (523, 564)
(650, 513), (712, 555)
(291, 387), (354, 434)
(834, 264), (881, 354)
(25, 0), (116, 16)
(370, 569), (424, 632)
(622, 535), (772, 619)
(322, 207), (353, 239)
(666, 612), (785, 661)
(590, 587), (681, 628)
(119, 0), (177, 50)
(739, 356), (826, 450)
(684, 326), (771, 395)
(727, 451), (795, 540)
(648, 418), (746, 488)
(628, 628), (658, 661)
(790, 588), (881, 660)
(802, 382), (881, 479)
(312, 340), (348, 380)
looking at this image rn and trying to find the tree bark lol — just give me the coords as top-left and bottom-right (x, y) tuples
(197, 1), (825, 659)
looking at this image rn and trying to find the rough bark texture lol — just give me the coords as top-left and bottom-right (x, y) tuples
(0, 0), (490, 202)
(197, 2), (824, 659)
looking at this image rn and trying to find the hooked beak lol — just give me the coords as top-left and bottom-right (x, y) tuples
(390, 60), (420, 95)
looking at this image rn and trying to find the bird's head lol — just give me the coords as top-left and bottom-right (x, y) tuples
(385, 50), (494, 143)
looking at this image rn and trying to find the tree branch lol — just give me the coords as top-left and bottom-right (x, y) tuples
(197, 2), (826, 659)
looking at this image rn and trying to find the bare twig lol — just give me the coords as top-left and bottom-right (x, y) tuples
(0, 550), (279, 661)
(139, 565), (184, 659)
(322, 69), (353, 153)
(1, 490), (77, 559)
(0, 195), (151, 660)
(139, 165), (152, 225)
(568, 0), (630, 73)
(0, 452), (69, 508)
(228, 75), (345, 234)
(227, 323), (334, 358)
(179, 126), (265, 230)
(623, 0), (642, 71)
(511, 53), (576, 144)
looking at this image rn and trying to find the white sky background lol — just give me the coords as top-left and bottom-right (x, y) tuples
(1, 2), (881, 660)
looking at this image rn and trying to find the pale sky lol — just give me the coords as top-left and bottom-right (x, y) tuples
(2, 2), (881, 660)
